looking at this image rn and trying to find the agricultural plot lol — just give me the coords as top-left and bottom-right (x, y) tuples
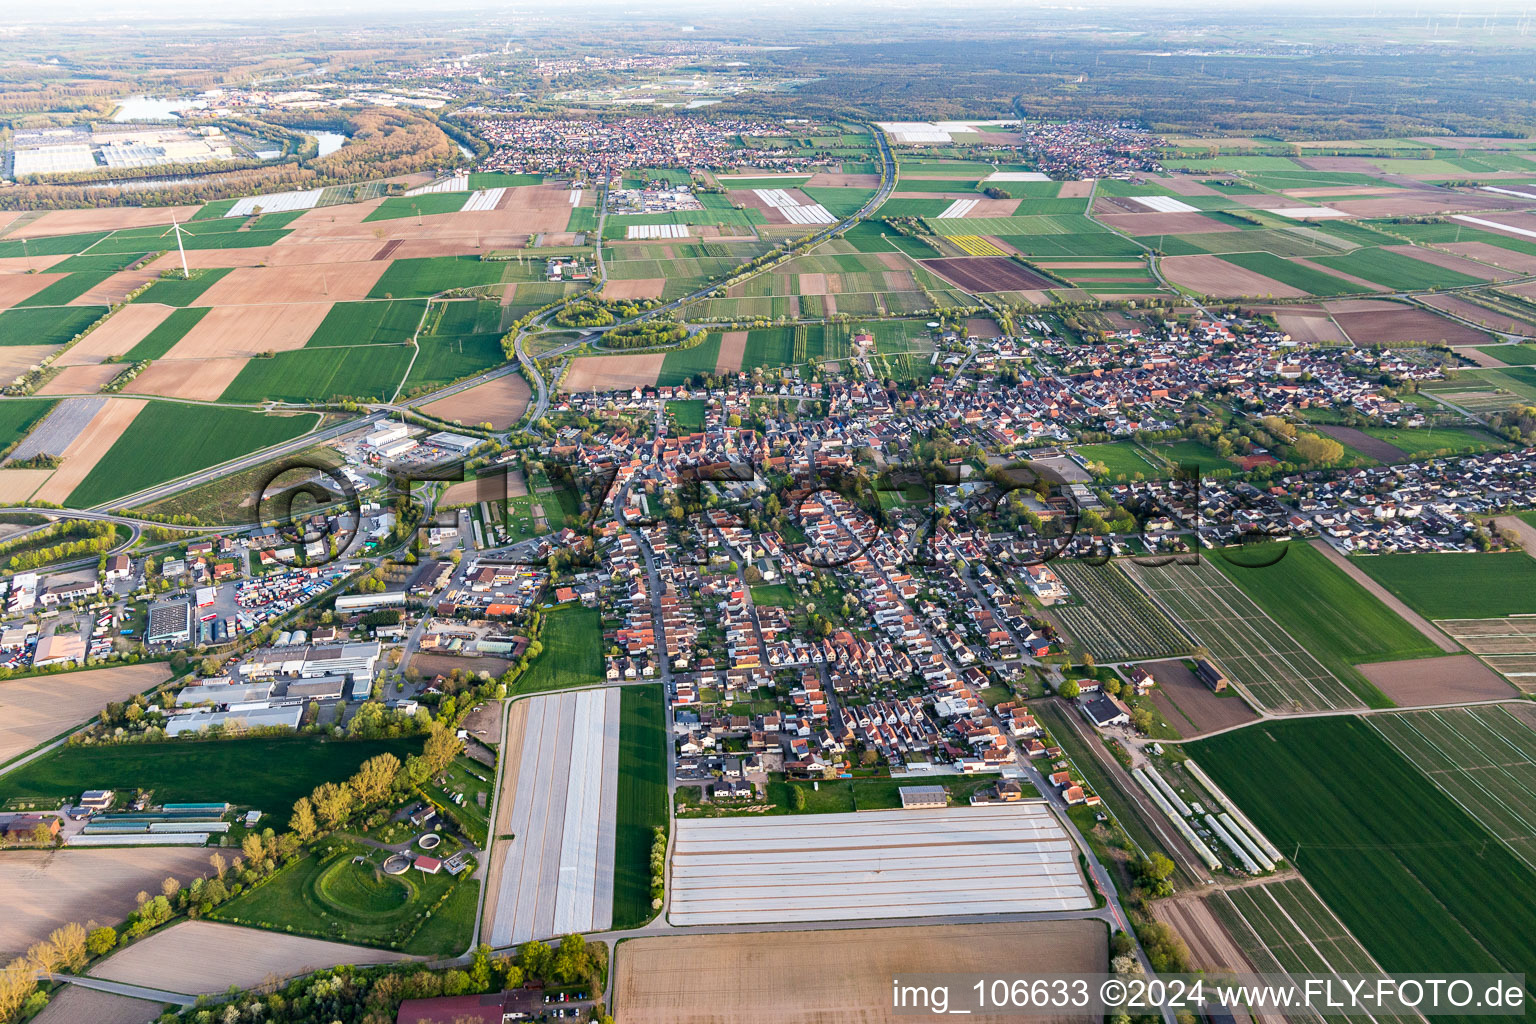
(402, 333), (504, 393)
(369, 256), (513, 299)
(129, 268), (232, 306)
(120, 307), (209, 361)
(0, 397), (58, 455)
(484, 688), (620, 945)
(1371, 705), (1536, 870)
(669, 805), (1091, 925)
(0, 663), (170, 767)
(0, 305), (106, 348)
(219, 346), (413, 404)
(363, 192), (471, 221)
(1310, 246), (1488, 290)
(1193, 716), (1536, 999)
(1436, 617), (1536, 689)
(303, 299), (426, 347)
(1050, 560), (1193, 661)
(1354, 552), (1536, 619)
(514, 603), (603, 693)
(656, 335), (724, 387)
(1122, 557), (1364, 712)
(1204, 878), (1418, 1024)
(66, 403), (321, 507)
(614, 685), (667, 929)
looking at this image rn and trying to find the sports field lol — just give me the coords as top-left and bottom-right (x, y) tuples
(1353, 552), (1536, 618)
(66, 404), (320, 507)
(1122, 556), (1364, 712)
(1370, 705), (1536, 870)
(1051, 560), (1193, 661)
(1193, 716), (1536, 1005)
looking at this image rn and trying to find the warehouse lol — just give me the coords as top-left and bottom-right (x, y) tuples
(147, 601), (192, 647)
(669, 804), (1091, 925)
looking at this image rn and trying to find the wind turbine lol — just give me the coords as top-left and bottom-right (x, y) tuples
(170, 214), (190, 279)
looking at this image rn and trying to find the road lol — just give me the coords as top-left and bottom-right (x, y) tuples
(54, 973), (200, 1008)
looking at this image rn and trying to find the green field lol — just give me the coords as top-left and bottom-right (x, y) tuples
(304, 300), (427, 347)
(220, 346), (414, 404)
(750, 584), (798, 608)
(513, 603), (603, 694)
(566, 206), (597, 233)
(1218, 252), (1361, 296)
(363, 193), (471, 221)
(1193, 716), (1536, 1012)
(1310, 247), (1487, 291)
(68, 404), (321, 507)
(1352, 551), (1536, 618)
(211, 838), (476, 954)
(656, 334), (723, 387)
(130, 268), (233, 306)
(0, 735), (422, 812)
(369, 256), (512, 299)
(1214, 541), (1442, 692)
(668, 399), (705, 431)
(11, 271), (116, 308)
(1073, 442), (1162, 479)
(122, 307), (209, 360)
(613, 685), (667, 929)
(403, 333), (504, 392)
(0, 398), (57, 453)
(0, 231), (111, 258)
(0, 305), (106, 347)
(1478, 344), (1536, 365)
(1359, 424), (1506, 458)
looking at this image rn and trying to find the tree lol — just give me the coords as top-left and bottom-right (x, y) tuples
(422, 722), (462, 776)
(290, 796), (318, 841)
(1293, 432), (1344, 465)
(311, 781), (355, 830)
(787, 785), (806, 812)
(0, 962), (36, 1022)
(161, 876), (182, 900)
(517, 939), (553, 979)
(1130, 707), (1154, 734)
(350, 752), (401, 806)
(86, 926), (118, 956)
(47, 923), (87, 972)
(552, 934), (592, 983)
(1059, 679), (1081, 699)
(209, 852), (226, 879)
(1102, 678), (1121, 698)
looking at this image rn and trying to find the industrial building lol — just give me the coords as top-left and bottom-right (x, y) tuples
(147, 601), (193, 646)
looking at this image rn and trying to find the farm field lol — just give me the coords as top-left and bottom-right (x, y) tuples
(613, 685), (667, 930)
(0, 735), (422, 814)
(1353, 552), (1536, 618)
(31, 986), (162, 1024)
(219, 345), (414, 404)
(1050, 560), (1193, 661)
(613, 921), (1107, 1024)
(418, 373), (530, 429)
(1436, 617), (1536, 690)
(512, 603), (603, 694)
(1192, 716), (1536, 1009)
(0, 305), (106, 348)
(89, 920), (409, 996)
(66, 404), (321, 507)
(0, 846), (214, 958)
(1122, 555), (1367, 712)
(1140, 658), (1260, 736)
(210, 836), (478, 954)
(1210, 541), (1445, 698)
(483, 688), (619, 945)
(1371, 705), (1536, 870)
(1202, 878), (1418, 1024)
(0, 398), (58, 454)
(0, 663), (171, 766)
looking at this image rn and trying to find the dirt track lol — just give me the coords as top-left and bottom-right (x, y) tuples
(1307, 539), (1460, 651)
(614, 922), (1106, 1024)
(89, 920), (409, 994)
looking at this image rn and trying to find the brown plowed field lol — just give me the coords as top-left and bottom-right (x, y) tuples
(919, 257), (1054, 292)
(614, 922), (1106, 1024)
(480, 698), (529, 939)
(164, 303), (331, 359)
(1155, 896), (1254, 974)
(89, 920), (410, 995)
(0, 273), (66, 310)
(1330, 305), (1490, 345)
(1059, 180), (1095, 197)
(0, 662), (171, 765)
(32, 398), (145, 505)
(263, 240), (395, 266)
(714, 331), (748, 374)
(797, 272), (828, 295)
(965, 316), (1001, 338)
(37, 363), (122, 395)
(145, 248), (273, 272)
(1312, 424), (1406, 462)
(805, 172), (879, 187)
(560, 353), (664, 392)
(67, 269), (156, 307)
(0, 846), (211, 957)
(601, 278), (666, 301)
(32, 984), (162, 1024)
(1438, 242), (1536, 274)
(1332, 193), (1524, 218)
(1161, 255), (1306, 297)
(1097, 211), (1234, 235)
(0, 255), (70, 274)
(419, 374), (532, 429)
(8, 206), (200, 238)
(1384, 244), (1515, 281)
(1355, 654), (1516, 705)
(1159, 176), (1221, 196)
(1142, 658), (1260, 736)
(193, 263), (386, 306)
(124, 357), (249, 402)
(1274, 313), (1348, 344)
(961, 198), (1025, 217)
(0, 469), (52, 503)
(56, 304), (173, 365)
